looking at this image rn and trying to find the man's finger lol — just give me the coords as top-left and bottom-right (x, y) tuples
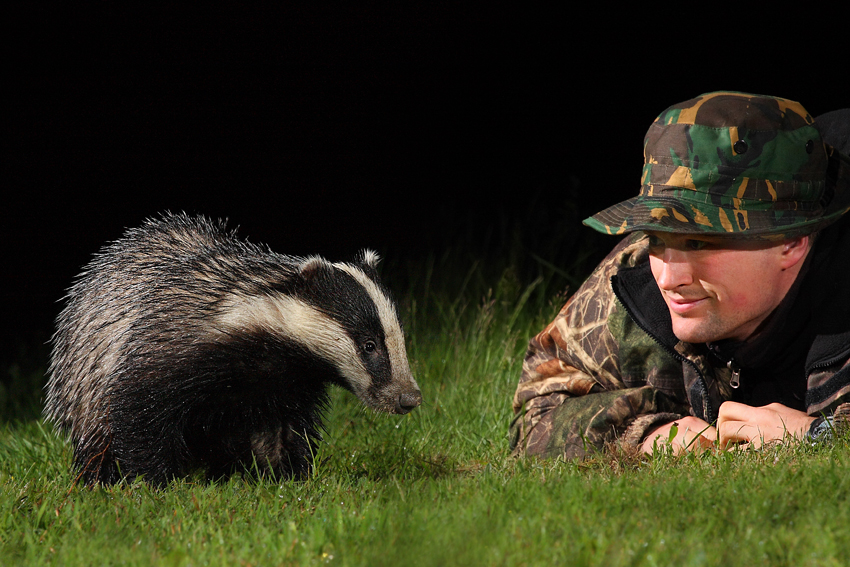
(683, 433), (716, 452)
(718, 420), (761, 448)
(717, 401), (761, 425)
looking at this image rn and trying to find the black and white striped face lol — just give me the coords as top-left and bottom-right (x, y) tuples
(216, 250), (421, 414)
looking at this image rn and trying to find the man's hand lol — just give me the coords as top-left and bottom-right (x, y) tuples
(717, 401), (816, 449)
(641, 416), (716, 455)
(641, 402), (817, 455)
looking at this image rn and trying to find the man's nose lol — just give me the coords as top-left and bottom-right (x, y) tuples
(655, 250), (694, 290)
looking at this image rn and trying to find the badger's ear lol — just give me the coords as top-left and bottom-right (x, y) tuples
(298, 256), (333, 280)
(358, 249), (381, 268)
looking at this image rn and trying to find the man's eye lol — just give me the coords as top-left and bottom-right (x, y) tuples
(647, 234), (664, 248)
(686, 240), (708, 251)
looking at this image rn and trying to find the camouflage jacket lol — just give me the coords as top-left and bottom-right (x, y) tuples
(510, 216), (850, 459)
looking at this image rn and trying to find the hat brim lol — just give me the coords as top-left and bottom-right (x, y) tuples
(584, 145), (850, 240)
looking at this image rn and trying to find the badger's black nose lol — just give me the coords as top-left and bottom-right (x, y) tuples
(397, 390), (422, 414)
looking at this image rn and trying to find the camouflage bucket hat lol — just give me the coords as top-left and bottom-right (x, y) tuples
(584, 91), (850, 239)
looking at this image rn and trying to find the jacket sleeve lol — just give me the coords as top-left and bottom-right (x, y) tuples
(509, 235), (688, 459)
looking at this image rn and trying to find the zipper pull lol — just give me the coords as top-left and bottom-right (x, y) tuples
(727, 360), (741, 389)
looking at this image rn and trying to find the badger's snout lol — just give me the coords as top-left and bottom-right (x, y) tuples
(396, 389), (422, 414)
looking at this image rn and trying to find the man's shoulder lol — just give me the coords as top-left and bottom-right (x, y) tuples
(568, 232), (650, 298)
(560, 233), (650, 322)
(598, 232), (651, 272)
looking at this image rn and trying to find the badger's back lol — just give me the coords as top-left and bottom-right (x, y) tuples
(45, 212), (420, 485)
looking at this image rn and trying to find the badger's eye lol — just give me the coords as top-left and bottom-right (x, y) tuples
(364, 340), (377, 353)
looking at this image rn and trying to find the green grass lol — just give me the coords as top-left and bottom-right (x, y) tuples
(2, 242), (850, 566)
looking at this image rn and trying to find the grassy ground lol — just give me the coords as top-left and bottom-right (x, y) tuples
(2, 235), (849, 566)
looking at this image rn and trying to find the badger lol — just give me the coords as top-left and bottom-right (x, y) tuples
(44, 212), (421, 486)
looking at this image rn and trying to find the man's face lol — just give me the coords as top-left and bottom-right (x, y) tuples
(646, 232), (796, 344)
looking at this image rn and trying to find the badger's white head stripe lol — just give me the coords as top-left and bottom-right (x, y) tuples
(333, 261), (416, 390)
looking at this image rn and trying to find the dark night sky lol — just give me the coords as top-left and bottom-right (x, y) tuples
(4, 5), (846, 364)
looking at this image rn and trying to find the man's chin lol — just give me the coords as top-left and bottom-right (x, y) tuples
(670, 317), (723, 344)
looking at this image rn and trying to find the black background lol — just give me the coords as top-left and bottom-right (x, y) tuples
(4, 5), (846, 366)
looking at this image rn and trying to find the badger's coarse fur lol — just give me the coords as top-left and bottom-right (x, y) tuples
(45, 212), (421, 485)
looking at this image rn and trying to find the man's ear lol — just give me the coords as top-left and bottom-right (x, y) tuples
(779, 235), (811, 270)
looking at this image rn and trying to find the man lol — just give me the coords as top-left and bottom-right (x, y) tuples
(510, 92), (850, 458)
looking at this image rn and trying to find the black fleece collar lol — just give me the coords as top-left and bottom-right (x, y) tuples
(611, 260), (676, 349)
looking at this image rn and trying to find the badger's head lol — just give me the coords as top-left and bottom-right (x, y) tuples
(291, 250), (421, 413)
(214, 249), (420, 413)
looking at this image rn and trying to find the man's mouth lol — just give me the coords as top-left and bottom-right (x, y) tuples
(665, 294), (707, 315)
